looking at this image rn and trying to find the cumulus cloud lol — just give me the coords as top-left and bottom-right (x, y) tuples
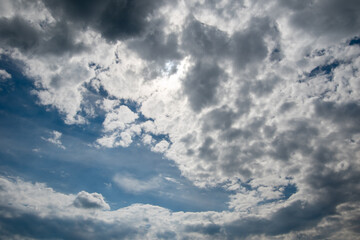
(1, 0), (360, 238)
(1, 176), (360, 239)
(151, 140), (170, 153)
(73, 191), (110, 210)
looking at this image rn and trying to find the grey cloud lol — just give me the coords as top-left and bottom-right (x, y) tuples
(42, 0), (165, 42)
(220, 128), (251, 142)
(202, 107), (236, 132)
(190, 0), (246, 23)
(0, 207), (137, 240)
(231, 30), (267, 69)
(270, 120), (318, 161)
(249, 75), (280, 97)
(185, 223), (222, 236)
(183, 60), (226, 111)
(235, 95), (252, 117)
(220, 117), (264, 142)
(279, 101), (296, 113)
(156, 231), (177, 239)
(181, 17), (276, 72)
(73, 191), (110, 210)
(198, 136), (218, 162)
(278, 0), (313, 11)
(287, 0), (360, 40)
(181, 18), (229, 58)
(223, 193), (356, 239)
(127, 27), (181, 64)
(211, 118), (359, 238)
(219, 146), (253, 178)
(269, 47), (283, 62)
(314, 100), (360, 134)
(183, 199), (337, 239)
(230, 17), (277, 70)
(38, 21), (88, 55)
(263, 124), (277, 138)
(0, 16), (40, 52)
(0, 16), (87, 56)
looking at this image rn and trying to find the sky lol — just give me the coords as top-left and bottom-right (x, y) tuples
(0, 0), (359, 239)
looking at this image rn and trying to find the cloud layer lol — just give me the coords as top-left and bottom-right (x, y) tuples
(0, 0), (360, 239)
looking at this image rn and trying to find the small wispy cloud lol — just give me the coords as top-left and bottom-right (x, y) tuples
(113, 174), (162, 194)
(42, 130), (65, 149)
(0, 69), (11, 81)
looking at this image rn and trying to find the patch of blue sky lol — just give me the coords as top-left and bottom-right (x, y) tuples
(308, 61), (340, 78)
(257, 184), (298, 206)
(349, 36), (360, 46)
(0, 57), (230, 212)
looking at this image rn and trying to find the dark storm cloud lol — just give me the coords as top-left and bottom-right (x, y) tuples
(0, 207), (137, 240)
(286, 0), (360, 39)
(0, 16), (87, 55)
(183, 60), (226, 111)
(0, 16), (40, 52)
(42, 0), (165, 42)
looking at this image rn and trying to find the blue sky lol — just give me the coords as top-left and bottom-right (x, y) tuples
(0, 0), (360, 239)
(0, 57), (231, 213)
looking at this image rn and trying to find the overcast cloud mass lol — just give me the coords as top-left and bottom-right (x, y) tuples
(0, 0), (360, 239)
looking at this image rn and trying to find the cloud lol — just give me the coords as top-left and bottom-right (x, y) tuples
(183, 60), (226, 111)
(285, 0), (360, 41)
(42, 130), (65, 149)
(73, 191), (110, 210)
(0, 69), (11, 81)
(113, 174), (162, 193)
(181, 17), (229, 58)
(1, 0), (360, 239)
(102, 105), (138, 132)
(42, 0), (167, 42)
(151, 140), (170, 153)
(127, 27), (181, 64)
(0, 15), (87, 56)
(1, 176), (360, 239)
(0, 16), (39, 52)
